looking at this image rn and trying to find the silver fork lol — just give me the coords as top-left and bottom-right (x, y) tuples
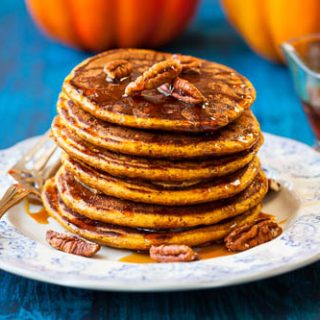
(0, 131), (60, 219)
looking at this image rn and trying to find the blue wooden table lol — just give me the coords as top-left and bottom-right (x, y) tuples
(0, 1), (319, 319)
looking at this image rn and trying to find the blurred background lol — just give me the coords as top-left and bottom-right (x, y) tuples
(0, 0), (316, 148)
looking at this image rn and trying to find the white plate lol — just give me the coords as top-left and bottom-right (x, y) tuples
(0, 133), (319, 291)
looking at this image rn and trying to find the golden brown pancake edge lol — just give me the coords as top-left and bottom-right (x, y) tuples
(42, 177), (261, 250)
(57, 94), (261, 158)
(52, 116), (263, 182)
(55, 166), (268, 229)
(61, 155), (261, 205)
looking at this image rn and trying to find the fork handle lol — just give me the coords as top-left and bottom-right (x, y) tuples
(0, 184), (31, 219)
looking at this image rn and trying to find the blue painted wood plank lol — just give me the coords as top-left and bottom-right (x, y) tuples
(1, 263), (319, 320)
(0, 0), (319, 319)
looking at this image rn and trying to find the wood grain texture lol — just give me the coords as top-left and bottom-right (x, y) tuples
(1, 263), (320, 320)
(0, 0), (319, 319)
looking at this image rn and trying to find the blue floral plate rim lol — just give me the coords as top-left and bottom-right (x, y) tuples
(0, 133), (319, 292)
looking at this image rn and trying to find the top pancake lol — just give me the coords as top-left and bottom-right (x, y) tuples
(63, 49), (256, 132)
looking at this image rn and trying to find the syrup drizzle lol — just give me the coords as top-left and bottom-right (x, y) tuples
(24, 198), (49, 224)
(119, 243), (234, 264)
(197, 243), (234, 260)
(119, 252), (155, 264)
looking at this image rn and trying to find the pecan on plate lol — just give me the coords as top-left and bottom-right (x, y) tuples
(103, 59), (132, 82)
(124, 59), (182, 96)
(46, 230), (100, 257)
(159, 77), (207, 105)
(149, 244), (198, 263)
(268, 178), (281, 193)
(172, 54), (201, 74)
(225, 218), (282, 252)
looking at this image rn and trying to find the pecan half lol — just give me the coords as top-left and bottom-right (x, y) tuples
(104, 59), (132, 82)
(124, 59), (182, 96)
(46, 230), (100, 257)
(172, 54), (201, 74)
(149, 244), (198, 263)
(225, 218), (282, 252)
(159, 77), (207, 105)
(268, 178), (281, 193)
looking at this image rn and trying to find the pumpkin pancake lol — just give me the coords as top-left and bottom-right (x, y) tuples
(62, 155), (260, 205)
(56, 167), (268, 229)
(52, 117), (262, 182)
(62, 49), (256, 132)
(42, 178), (261, 250)
(57, 95), (261, 158)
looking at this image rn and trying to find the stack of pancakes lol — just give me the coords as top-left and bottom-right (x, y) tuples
(42, 49), (268, 250)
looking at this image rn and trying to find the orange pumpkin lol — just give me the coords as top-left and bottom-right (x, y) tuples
(25, 0), (199, 52)
(221, 0), (320, 62)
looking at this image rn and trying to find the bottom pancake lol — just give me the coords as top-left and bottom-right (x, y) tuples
(42, 178), (261, 250)
(56, 166), (268, 229)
